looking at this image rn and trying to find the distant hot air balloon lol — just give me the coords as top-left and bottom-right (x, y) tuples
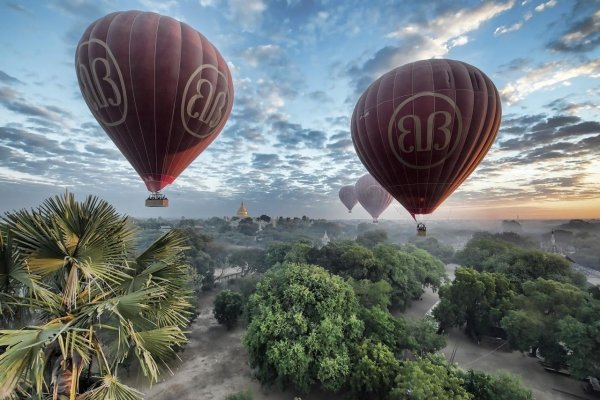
(339, 185), (358, 213)
(355, 174), (393, 223)
(351, 59), (501, 233)
(75, 11), (234, 207)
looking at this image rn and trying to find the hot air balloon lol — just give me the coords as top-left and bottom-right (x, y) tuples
(75, 11), (234, 207)
(355, 174), (393, 223)
(339, 185), (358, 213)
(351, 59), (501, 234)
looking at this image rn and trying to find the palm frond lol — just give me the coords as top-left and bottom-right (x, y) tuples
(128, 325), (188, 383)
(134, 229), (188, 273)
(2, 209), (68, 275)
(79, 375), (143, 400)
(0, 322), (67, 399)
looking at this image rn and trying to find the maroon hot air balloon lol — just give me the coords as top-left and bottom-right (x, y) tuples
(339, 185), (358, 213)
(75, 11), (234, 207)
(355, 174), (393, 223)
(351, 59), (501, 228)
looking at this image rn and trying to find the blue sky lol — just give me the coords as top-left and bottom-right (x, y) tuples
(1, 0), (599, 220)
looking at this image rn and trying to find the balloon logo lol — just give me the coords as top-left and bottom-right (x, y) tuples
(75, 11), (234, 206)
(355, 174), (393, 223)
(352, 59), (501, 219)
(339, 185), (358, 213)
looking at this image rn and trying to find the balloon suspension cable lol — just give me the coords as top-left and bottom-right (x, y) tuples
(145, 191), (169, 207)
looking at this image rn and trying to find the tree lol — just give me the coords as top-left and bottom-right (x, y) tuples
(359, 306), (409, 356)
(460, 370), (533, 400)
(390, 357), (471, 400)
(405, 318), (446, 357)
(310, 242), (445, 310)
(348, 278), (393, 309)
(434, 267), (513, 338)
(456, 232), (585, 291)
(0, 193), (192, 399)
(230, 248), (267, 275)
(238, 218), (259, 236)
(371, 244), (446, 309)
(501, 278), (586, 366)
(213, 289), (244, 329)
(348, 339), (399, 399)
(259, 214), (271, 223)
(557, 297), (600, 378)
(408, 236), (455, 264)
(244, 263), (363, 392)
(356, 229), (388, 248)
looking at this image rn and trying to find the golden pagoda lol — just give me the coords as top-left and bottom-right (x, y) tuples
(237, 202), (249, 218)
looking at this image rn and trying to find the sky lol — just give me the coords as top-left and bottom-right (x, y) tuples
(1, 0), (599, 221)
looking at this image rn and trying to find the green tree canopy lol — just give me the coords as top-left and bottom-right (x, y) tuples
(433, 267), (514, 338)
(502, 278), (586, 367)
(460, 369), (533, 400)
(244, 263), (363, 392)
(213, 289), (244, 329)
(557, 297), (600, 378)
(390, 357), (471, 400)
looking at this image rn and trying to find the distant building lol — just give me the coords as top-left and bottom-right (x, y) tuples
(237, 202), (249, 218)
(159, 225), (171, 232)
(321, 231), (330, 247)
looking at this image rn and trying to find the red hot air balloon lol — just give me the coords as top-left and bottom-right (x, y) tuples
(351, 59), (501, 231)
(339, 185), (358, 213)
(355, 174), (393, 223)
(75, 11), (234, 207)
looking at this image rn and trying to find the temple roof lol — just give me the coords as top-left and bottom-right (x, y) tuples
(237, 201), (249, 218)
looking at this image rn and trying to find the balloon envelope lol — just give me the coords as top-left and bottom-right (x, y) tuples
(75, 11), (234, 192)
(351, 59), (501, 218)
(339, 185), (358, 213)
(355, 174), (393, 222)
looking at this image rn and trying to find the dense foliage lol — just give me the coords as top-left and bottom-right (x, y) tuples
(390, 357), (471, 400)
(439, 232), (600, 378)
(213, 289), (244, 329)
(460, 369), (533, 400)
(0, 193), (193, 399)
(244, 263), (363, 392)
(434, 267), (514, 338)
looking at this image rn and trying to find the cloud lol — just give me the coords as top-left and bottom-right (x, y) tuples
(137, 0), (180, 13)
(251, 153), (282, 169)
(5, 2), (33, 15)
(548, 9), (600, 52)
(494, 21), (523, 35)
(500, 59), (600, 105)
(0, 71), (22, 85)
(273, 120), (327, 150)
(347, 1), (514, 94)
(51, 0), (107, 19)
(0, 85), (73, 127)
(546, 98), (600, 114)
(534, 0), (557, 13)
(240, 44), (286, 67)
(227, 0), (266, 32)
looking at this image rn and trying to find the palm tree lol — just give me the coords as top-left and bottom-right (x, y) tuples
(0, 192), (194, 400)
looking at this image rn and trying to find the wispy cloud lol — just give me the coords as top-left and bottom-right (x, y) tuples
(494, 21), (523, 35)
(549, 9), (600, 52)
(346, 1), (515, 94)
(500, 59), (600, 105)
(535, 0), (558, 13)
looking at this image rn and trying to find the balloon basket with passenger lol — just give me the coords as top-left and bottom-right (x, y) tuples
(145, 192), (169, 207)
(416, 222), (427, 237)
